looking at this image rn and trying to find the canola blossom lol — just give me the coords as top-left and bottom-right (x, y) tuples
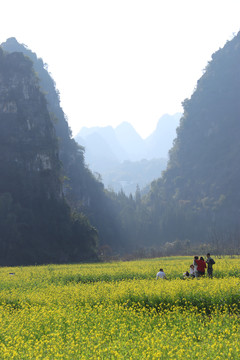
(0, 256), (239, 359)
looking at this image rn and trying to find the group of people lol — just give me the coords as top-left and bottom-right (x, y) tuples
(184, 253), (215, 278)
(156, 253), (215, 280)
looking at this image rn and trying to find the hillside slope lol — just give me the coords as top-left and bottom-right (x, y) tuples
(145, 32), (240, 246)
(0, 48), (98, 265)
(1, 38), (125, 251)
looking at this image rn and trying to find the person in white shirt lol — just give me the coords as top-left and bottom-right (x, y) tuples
(189, 264), (195, 277)
(193, 256), (199, 277)
(184, 264), (195, 279)
(156, 268), (167, 279)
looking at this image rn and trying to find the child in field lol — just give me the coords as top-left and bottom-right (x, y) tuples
(183, 264), (195, 279)
(156, 268), (167, 279)
(189, 264), (195, 277)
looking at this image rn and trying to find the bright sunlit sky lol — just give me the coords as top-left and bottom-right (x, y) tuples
(1, 0), (240, 138)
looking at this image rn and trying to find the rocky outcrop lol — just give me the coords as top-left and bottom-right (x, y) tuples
(0, 47), (62, 203)
(0, 47), (99, 265)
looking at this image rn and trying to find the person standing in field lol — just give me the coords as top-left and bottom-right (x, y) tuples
(194, 256), (207, 276)
(206, 253), (215, 277)
(156, 268), (167, 279)
(193, 256), (199, 277)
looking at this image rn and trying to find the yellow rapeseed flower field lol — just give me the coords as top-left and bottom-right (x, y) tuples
(0, 256), (239, 359)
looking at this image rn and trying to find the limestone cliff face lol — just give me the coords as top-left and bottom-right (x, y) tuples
(0, 47), (100, 266)
(1, 38), (86, 199)
(0, 48), (62, 204)
(0, 38), (122, 249)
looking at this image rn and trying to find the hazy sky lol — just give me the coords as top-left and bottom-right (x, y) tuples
(1, 0), (240, 138)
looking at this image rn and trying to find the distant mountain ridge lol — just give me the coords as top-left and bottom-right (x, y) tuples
(75, 113), (181, 193)
(78, 125), (128, 162)
(76, 113), (181, 162)
(115, 122), (146, 161)
(145, 113), (182, 160)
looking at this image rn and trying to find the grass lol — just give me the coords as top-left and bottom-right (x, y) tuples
(0, 256), (239, 359)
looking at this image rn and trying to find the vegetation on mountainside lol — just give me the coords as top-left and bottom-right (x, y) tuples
(1, 38), (125, 252)
(1, 31), (240, 263)
(98, 31), (240, 256)
(138, 32), (240, 249)
(0, 48), (98, 265)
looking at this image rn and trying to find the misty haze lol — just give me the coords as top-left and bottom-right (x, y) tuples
(1, 0), (240, 357)
(75, 113), (181, 194)
(1, 32), (240, 262)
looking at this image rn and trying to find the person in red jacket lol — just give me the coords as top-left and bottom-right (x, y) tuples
(194, 256), (207, 276)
